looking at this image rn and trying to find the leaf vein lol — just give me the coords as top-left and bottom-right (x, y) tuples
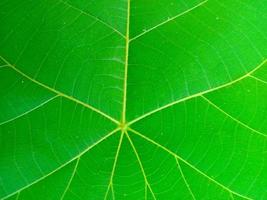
(0, 95), (58, 126)
(128, 58), (267, 126)
(125, 131), (157, 200)
(104, 131), (124, 200)
(121, 0), (131, 123)
(59, 0), (125, 38)
(0, 55), (120, 125)
(175, 158), (196, 200)
(201, 95), (267, 138)
(249, 75), (267, 84)
(129, 128), (252, 200)
(60, 157), (80, 200)
(130, 0), (208, 42)
(1, 128), (120, 200)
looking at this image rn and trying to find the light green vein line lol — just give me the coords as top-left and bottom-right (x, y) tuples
(128, 128), (252, 200)
(129, 0), (208, 42)
(0, 64), (8, 68)
(104, 131), (124, 200)
(121, 0), (130, 124)
(201, 95), (267, 138)
(60, 157), (80, 200)
(110, 183), (115, 200)
(0, 95), (59, 126)
(230, 192), (235, 200)
(145, 185), (148, 200)
(249, 75), (267, 84)
(1, 128), (120, 200)
(128, 58), (267, 126)
(15, 192), (20, 200)
(175, 158), (196, 200)
(0, 55), (120, 125)
(125, 131), (157, 200)
(59, 0), (125, 38)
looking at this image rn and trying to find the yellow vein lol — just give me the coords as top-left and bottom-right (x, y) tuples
(60, 157), (80, 200)
(175, 158), (196, 200)
(0, 55), (120, 125)
(0, 95), (59, 126)
(249, 75), (267, 84)
(125, 131), (157, 200)
(121, 0), (131, 124)
(104, 131), (124, 200)
(201, 95), (267, 138)
(1, 128), (120, 200)
(128, 128), (252, 200)
(128, 58), (267, 126)
(59, 0), (125, 39)
(129, 0), (208, 42)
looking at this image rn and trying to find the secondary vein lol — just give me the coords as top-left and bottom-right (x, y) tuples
(1, 128), (120, 200)
(127, 58), (267, 126)
(129, 0), (208, 42)
(128, 128), (252, 200)
(0, 55), (119, 125)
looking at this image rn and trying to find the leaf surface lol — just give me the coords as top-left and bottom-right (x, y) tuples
(1, 0), (267, 199)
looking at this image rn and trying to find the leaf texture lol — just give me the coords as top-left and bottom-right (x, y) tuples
(0, 0), (267, 199)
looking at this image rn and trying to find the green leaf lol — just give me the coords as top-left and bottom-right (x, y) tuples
(1, 0), (267, 199)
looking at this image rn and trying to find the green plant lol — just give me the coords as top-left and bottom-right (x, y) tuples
(1, 0), (267, 199)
